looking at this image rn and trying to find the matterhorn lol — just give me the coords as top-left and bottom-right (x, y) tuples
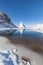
(18, 22), (25, 34)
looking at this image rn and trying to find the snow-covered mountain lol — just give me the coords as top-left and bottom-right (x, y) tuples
(27, 24), (43, 33)
(18, 22), (25, 34)
(0, 11), (43, 34)
(0, 11), (17, 34)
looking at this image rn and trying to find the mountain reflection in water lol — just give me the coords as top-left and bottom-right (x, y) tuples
(1, 30), (43, 53)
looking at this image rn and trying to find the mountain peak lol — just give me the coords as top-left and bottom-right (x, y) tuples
(19, 22), (25, 28)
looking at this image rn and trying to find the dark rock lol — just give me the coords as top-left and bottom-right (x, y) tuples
(0, 11), (17, 34)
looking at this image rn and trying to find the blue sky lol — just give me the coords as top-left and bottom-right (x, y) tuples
(0, 0), (43, 26)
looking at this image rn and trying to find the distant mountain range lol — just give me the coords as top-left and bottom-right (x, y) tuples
(27, 24), (43, 33)
(0, 11), (43, 34)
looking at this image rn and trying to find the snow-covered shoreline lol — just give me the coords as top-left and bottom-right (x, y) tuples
(0, 36), (43, 65)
